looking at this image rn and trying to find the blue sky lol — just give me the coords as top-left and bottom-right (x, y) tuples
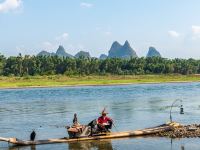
(0, 0), (200, 58)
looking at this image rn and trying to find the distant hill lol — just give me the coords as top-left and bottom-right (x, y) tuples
(146, 47), (161, 57)
(56, 45), (73, 58)
(108, 40), (138, 58)
(37, 45), (73, 58)
(75, 51), (91, 58)
(37, 43), (162, 59)
(99, 54), (107, 59)
(37, 51), (56, 56)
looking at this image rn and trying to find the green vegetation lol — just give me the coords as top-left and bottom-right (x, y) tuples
(0, 75), (200, 88)
(0, 53), (200, 88)
(1, 53), (200, 76)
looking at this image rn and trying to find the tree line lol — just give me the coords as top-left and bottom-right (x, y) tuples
(0, 53), (200, 76)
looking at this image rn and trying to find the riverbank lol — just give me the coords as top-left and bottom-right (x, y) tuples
(0, 74), (200, 89)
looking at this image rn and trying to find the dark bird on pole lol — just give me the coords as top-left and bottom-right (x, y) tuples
(30, 130), (36, 141)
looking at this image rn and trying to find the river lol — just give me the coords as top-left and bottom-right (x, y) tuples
(0, 82), (200, 150)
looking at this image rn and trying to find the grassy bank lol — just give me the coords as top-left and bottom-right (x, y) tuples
(0, 75), (200, 89)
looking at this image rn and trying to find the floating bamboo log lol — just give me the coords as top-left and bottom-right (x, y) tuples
(0, 122), (180, 146)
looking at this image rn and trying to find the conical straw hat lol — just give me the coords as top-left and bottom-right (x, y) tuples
(101, 108), (108, 114)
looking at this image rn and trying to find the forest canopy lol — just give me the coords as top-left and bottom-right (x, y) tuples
(0, 53), (200, 76)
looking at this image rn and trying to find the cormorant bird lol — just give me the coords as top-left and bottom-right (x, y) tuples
(30, 130), (36, 141)
(73, 113), (78, 124)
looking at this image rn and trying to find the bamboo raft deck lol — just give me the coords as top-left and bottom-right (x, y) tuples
(0, 122), (180, 146)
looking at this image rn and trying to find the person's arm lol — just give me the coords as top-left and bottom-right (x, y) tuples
(97, 117), (101, 124)
(107, 117), (113, 123)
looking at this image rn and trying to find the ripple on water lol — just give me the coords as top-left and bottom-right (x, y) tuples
(1, 82), (200, 149)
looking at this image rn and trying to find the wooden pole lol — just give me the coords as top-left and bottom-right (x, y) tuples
(0, 124), (174, 146)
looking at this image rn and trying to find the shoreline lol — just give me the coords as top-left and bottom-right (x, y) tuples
(1, 74), (200, 90)
(0, 80), (199, 90)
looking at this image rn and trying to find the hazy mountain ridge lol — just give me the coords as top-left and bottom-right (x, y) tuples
(56, 45), (74, 58)
(99, 54), (108, 59)
(75, 51), (91, 58)
(146, 47), (161, 57)
(108, 40), (138, 58)
(37, 41), (162, 59)
(37, 51), (56, 57)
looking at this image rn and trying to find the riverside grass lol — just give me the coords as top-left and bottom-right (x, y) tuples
(0, 74), (200, 89)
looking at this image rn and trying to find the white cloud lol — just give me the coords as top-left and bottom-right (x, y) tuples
(55, 33), (69, 41)
(16, 45), (35, 55)
(168, 30), (180, 38)
(80, 2), (93, 8)
(0, 0), (22, 13)
(62, 33), (69, 39)
(42, 41), (57, 51)
(16, 45), (25, 53)
(77, 44), (85, 50)
(104, 31), (112, 36)
(41, 33), (69, 50)
(192, 25), (200, 37)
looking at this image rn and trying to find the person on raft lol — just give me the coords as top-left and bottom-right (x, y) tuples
(97, 108), (113, 132)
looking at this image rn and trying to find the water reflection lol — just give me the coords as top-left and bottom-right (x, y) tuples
(8, 145), (36, 150)
(6, 139), (187, 150)
(1, 83), (200, 149)
(68, 140), (113, 150)
(6, 141), (113, 150)
(5, 137), (189, 150)
(170, 138), (185, 150)
(181, 146), (185, 150)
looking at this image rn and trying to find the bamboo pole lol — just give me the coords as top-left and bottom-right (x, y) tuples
(0, 124), (173, 146)
(0, 137), (10, 142)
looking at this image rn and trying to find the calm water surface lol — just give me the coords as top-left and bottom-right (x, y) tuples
(1, 82), (200, 150)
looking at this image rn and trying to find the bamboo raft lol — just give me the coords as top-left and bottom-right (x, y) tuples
(0, 122), (180, 146)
